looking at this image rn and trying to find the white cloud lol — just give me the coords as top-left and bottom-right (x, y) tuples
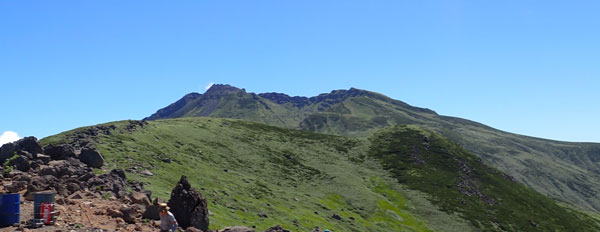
(204, 82), (214, 91)
(0, 131), (20, 146)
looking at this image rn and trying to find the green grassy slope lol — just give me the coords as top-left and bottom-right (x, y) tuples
(146, 85), (600, 213)
(41, 118), (475, 232)
(41, 118), (600, 231)
(369, 126), (600, 231)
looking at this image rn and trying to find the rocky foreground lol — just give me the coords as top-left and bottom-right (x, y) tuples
(0, 137), (318, 232)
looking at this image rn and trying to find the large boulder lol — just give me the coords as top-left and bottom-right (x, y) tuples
(43, 144), (77, 160)
(15, 137), (43, 156)
(79, 148), (104, 168)
(9, 155), (31, 172)
(168, 176), (209, 230)
(0, 142), (17, 164)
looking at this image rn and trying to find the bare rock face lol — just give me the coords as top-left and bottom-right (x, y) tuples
(168, 176), (209, 231)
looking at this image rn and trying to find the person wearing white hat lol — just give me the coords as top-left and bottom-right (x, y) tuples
(159, 203), (178, 232)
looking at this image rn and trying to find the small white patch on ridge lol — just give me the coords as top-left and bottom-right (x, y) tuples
(204, 82), (214, 91)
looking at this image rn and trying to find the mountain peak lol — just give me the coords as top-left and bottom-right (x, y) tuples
(204, 84), (245, 95)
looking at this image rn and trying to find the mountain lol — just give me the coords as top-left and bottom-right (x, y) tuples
(146, 84), (600, 214)
(40, 118), (600, 231)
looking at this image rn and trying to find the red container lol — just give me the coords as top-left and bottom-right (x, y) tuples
(39, 203), (55, 225)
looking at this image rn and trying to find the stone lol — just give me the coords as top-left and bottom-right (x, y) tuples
(43, 144), (76, 160)
(12, 173), (31, 182)
(129, 192), (151, 206)
(66, 182), (81, 193)
(6, 181), (28, 193)
(68, 191), (86, 200)
(140, 170), (154, 176)
(38, 166), (58, 176)
(120, 206), (142, 224)
(185, 227), (203, 232)
(332, 214), (342, 220)
(0, 142), (16, 164)
(168, 176), (209, 230)
(12, 155), (31, 172)
(107, 208), (124, 218)
(142, 204), (161, 220)
(87, 169), (128, 198)
(15, 137), (43, 157)
(35, 154), (51, 164)
(27, 175), (58, 193)
(220, 226), (255, 232)
(79, 148), (104, 168)
(264, 225), (290, 232)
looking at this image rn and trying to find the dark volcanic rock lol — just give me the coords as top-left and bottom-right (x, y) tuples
(168, 176), (209, 230)
(43, 144), (77, 160)
(120, 205), (142, 224)
(264, 225), (290, 232)
(27, 175), (58, 193)
(36, 154), (51, 164)
(331, 214), (342, 220)
(12, 155), (31, 172)
(0, 142), (17, 164)
(142, 204), (161, 220)
(15, 137), (43, 156)
(6, 181), (28, 193)
(87, 169), (128, 198)
(129, 191), (151, 206)
(184, 227), (203, 232)
(79, 148), (104, 168)
(0, 136), (42, 163)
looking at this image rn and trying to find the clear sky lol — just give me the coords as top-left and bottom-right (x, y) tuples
(1, 1), (599, 143)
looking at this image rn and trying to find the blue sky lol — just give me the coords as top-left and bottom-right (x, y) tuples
(1, 1), (599, 143)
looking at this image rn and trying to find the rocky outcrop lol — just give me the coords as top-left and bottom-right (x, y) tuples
(0, 136), (43, 164)
(168, 176), (209, 231)
(15, 136), (43, 156)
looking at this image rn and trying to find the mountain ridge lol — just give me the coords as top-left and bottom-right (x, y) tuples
(145, 84), (600, 214)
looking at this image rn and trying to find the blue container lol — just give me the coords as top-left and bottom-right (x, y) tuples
(0, 193), (20, 227)
(33, 191), (56, 220)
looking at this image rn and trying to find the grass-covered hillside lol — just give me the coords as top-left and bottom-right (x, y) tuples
(41, 118), (600, 231)
(41, 118), (475, 232)
(146, 84), (600, 213)
(370, 126), (600, 231)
